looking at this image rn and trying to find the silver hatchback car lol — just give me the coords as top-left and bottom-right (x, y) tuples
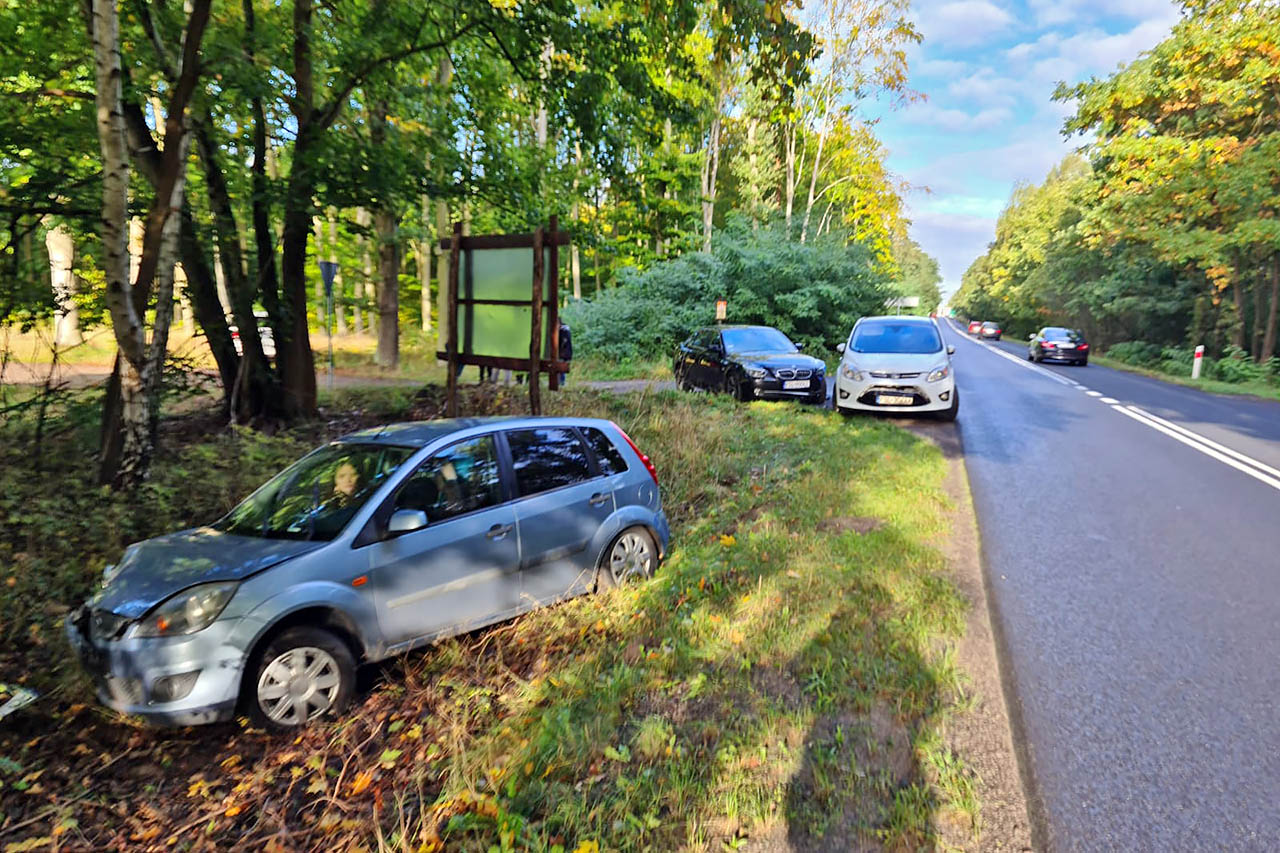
(66, 416), (669, 728)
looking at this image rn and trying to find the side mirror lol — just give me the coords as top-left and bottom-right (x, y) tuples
(388, 509), (428, 535)
(795, 341), (805, 351)
(947, 345), (956, 355)
(835, 342), (846, 354)
(1028, 333), (1035, 340)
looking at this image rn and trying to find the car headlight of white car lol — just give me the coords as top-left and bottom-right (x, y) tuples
(927, 364), (950, 382)
(133, 582), (238, 638)
(840, 363), (864, 381)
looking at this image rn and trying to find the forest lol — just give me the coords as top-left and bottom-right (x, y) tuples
(952, 0), (1280, 387)
(0, 0), (942, 488)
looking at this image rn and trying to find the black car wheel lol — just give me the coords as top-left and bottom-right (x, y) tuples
(1026, 350), (1034, 361)
(675, 363), (692, 391)
(728, 375), (752, 402)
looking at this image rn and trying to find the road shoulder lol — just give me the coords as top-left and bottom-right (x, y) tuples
(907, 421), (1035, 851)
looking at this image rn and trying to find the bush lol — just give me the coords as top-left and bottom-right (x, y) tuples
(1209, 345), (1266, 384)
(1104, 340), (1163, 367)
(564, 222), (893, 361)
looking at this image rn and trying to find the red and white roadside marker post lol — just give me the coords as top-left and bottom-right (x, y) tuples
(1192, 344), (1205, 379)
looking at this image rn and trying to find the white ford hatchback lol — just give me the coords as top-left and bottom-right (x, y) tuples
(834, 316), (958, 421)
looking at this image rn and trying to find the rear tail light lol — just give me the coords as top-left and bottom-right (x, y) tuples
(1078, 343), (1089, 350)
(612, 422), (658, 486)
(1043, 342), (1056, 348)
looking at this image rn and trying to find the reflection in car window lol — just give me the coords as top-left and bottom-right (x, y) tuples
(851, 321), (943, 354)
(394, 435), (502, 524)
(1044, 328), (1080, 340)
(721, 327), (797, 354)
(507, 428), (594, 496)
(215, 443), (413, 541)
(581, 427), (628, 476)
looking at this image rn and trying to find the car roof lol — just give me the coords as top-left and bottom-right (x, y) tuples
(858, 314), (936, 325)
(704, 324), (779, 331)
(337, 416), (614, 448)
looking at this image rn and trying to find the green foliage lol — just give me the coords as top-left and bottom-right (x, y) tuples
(565, 221), (891, 361)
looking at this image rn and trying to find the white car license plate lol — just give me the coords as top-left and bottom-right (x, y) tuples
(877, 394), (914, 406)
(783, 379), (808, 390)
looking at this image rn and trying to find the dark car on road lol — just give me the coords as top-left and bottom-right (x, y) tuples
(1028, 327), (1090, 365)
(980, 321), (1002, 341)
(674, 325), (826, 404)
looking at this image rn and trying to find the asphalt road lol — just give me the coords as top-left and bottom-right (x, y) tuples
(940, 319), (1280, 850)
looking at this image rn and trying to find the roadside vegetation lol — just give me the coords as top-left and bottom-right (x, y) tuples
(952, 1), (1280, 375)
(0, 387), (978, 851)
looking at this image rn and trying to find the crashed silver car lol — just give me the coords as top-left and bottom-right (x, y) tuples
(67, 417), (668, 729)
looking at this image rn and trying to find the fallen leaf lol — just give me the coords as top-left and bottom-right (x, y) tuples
(349, 768), (375, 795)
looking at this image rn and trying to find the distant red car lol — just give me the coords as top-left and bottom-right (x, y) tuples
(967, 320), (983, 335)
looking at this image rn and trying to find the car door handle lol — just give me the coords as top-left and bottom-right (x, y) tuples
(486, 523), (514, 540)
(589, 492), (609, 506)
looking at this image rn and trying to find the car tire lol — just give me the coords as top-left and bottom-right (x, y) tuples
(1079, 358), (1088, 366)
(936, 390), (959, 422)
(675, 365), (691, 391)
(729, 375), (751, 402)
(246, 626), (356, 730)
(596, 527), (659, 592)
(1026, 351), (1034, 361)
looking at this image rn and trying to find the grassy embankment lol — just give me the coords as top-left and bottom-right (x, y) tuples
(1092, 355), (1280, 403)
(0, 385), (977, 851)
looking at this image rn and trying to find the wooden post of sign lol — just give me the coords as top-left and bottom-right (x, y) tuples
(548, 215), (560, 392)
(445, 221), (462, 417)
(529, 225), (544, 415)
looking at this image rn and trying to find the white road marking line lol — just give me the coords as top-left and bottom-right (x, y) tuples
(1127, 405), (1280, 481)
(1100, 396), (1119, 404)
(951, 329), (1077, 386)
(1111, 405), (1280, 492)
(1086, 390), (1103, 397)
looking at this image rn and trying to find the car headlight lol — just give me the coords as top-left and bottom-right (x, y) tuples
(840, 363), (864, 381)
(743, 365), (767, 379)
(133, 582), (238, 638)
(927, 364), (950, 382)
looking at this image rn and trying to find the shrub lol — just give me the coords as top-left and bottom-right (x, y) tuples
(563, 221), (893, 361)
(1209, 345), (1266, 384)
(1103, 341), (1163, 367)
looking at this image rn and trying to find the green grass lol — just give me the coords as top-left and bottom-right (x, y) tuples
(1093, 355), (1280, 402)
(0, 386), (977, 851)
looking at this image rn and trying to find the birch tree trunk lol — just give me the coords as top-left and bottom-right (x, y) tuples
(700, 84), (725, 253)
(46, 225), (80, 346)
(329, 213), (347, 335)
(800, 96), (833, 244)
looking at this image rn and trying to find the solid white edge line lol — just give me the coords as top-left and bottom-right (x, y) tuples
(1126, 405), (1280, 480)
(950, 325), (1077, 386)
(1086, 390), (1103, 397)
(1100, 396), (1119, 404)
(1112, 405), (1280, 492)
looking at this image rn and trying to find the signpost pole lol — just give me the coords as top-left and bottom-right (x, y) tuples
(446, 222), (462, 417)
(548, 215), (560, 392)
(1192, 344), (1204, 379)
(529, 225), (544, 416)
(318, 261), (339, 395)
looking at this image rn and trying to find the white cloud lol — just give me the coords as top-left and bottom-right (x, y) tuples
(905, 208), (998, 291)
(917, 58), (971, 78)
(1005, 14), (1181, 86)
(903, 102), (1014, 132)
(1027, 0), (1178, 28)
(946, 70), (1019, 108)
(920, 0), (1015, 49)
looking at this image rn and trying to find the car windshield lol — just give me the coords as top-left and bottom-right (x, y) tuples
(1044, 328), (1081, 341)
(982, 322), (999, 329)
(721, 327), (797, 354)
(214, 443), (415, 541)
(851, 321), (943, 354)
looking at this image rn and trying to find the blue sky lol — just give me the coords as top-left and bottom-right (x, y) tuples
(865, 0), (1182, 298)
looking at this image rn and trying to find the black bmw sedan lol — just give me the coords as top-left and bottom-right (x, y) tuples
(674, 325), (827, 404)
(1028, 326), (1090, 365)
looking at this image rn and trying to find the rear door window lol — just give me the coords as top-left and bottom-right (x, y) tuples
(506, 428), (595, 497)
(394, 435), (503, 524)
(580, 427), (629, 476)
